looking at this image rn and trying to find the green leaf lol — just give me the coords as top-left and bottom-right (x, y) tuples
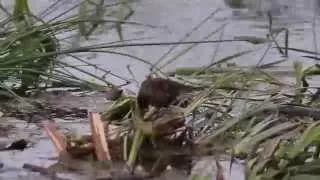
(196, 103), (278, 145)
(78, 0), (88, 38)
(286, 121), (320, 159)
(115, 0), (132, 41)
(101, 96), (135, 121)
(290, 175), (320, 180)
(303, 64), (320, 77)
(293, 61), (304, 88)
(233, 122), (298, 157)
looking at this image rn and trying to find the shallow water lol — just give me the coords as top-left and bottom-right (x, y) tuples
(2, 0), (319, 88)
(83, 0), (314, 93)
(1, 0), (320, 179)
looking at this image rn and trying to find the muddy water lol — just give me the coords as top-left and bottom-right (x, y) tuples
(0, 0), (320, 179)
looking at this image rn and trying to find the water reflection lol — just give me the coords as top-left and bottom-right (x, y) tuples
(315, 0), (320, 15)
(224, 0), (320, 18)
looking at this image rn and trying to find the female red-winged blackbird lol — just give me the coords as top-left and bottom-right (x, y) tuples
(137, 77), (205, 110)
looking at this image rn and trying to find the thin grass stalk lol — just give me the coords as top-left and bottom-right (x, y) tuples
(123, 134), (128, 161)
(152, 8), (222, 69)
(38, 0), (62, 18)
(127, 129), (144, 170)
(267, 12), (286, 56)
(0, 40), (248, 68)
(66, 54), (131, 83)
(159, 23), (229, 70)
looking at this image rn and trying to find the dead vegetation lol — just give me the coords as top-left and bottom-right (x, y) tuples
(17, 60), (320, 180)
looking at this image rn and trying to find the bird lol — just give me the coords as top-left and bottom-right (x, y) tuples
(137, 77), (206, 110)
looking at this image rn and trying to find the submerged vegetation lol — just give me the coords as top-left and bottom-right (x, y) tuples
(1, 0), (320, 180)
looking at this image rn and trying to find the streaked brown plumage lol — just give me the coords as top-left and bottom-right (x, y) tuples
(137, 77), (205, 110)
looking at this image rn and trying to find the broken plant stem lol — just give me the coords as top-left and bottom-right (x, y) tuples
(123, 135), (128, 161)
(127, 129), (144, 171)
(127, 101), (146, 170)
